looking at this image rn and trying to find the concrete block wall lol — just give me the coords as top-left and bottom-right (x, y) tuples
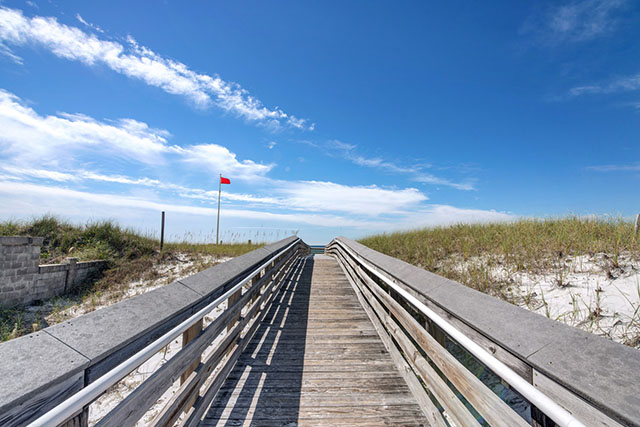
(35, 264), (69, 301)
(0, 237), (43, 307)
(74, 261), (108, 287)
(0, 237), (108, 307)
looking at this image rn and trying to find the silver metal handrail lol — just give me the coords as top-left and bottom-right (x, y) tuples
(28, 239), (301, 427)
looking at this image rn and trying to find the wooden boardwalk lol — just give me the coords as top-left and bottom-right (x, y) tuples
(200, 254), (428, 426)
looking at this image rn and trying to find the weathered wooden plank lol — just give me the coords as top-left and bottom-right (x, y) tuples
(218, 380), (410, 391)
(181, 318), (203, 387)
(60, 408), (88, 427)
(201, 404), (427, 426)
(226, 364), (401, 375)
(0, 370), (85, 427)
(205, 417), (427, 427)
(532, 369), (625, 427)
(212, 391), (418, 406)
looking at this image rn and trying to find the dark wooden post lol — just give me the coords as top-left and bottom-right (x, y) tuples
(160, 211), (165, 252)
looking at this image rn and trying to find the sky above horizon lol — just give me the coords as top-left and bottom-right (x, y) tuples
(0, 0), (639, 244)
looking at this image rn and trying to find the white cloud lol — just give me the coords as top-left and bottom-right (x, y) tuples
(182, 190), (282, 205)
(276, 180), (427, 216)
(0, 7), (310, 129)
(0, 89), (273, 180)
(0, 42), (22, 63)
(523, 0), (627, 45)
(0, 163), (430, 217)
(0, 181), (386, 229)
(326, 140), (475, 190)
(176, 144), (274, 181)
(267, 141), (276, 149)
(0, 180), (514, 233)
(412, 174), (475, 191)
(569, 74), (640, 97)
(587, 163), (640, 172)
(75, 13), (103, 33)
(0, 89), (170, 165)
(395, 205), (513, 230)
(1, 166), (78, 182)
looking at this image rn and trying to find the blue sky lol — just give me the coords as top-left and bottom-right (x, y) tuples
(0, 1), (639, 244)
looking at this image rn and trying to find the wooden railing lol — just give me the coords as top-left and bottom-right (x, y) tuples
(327, 237), (640, 427)
(0, 236), (307, 427)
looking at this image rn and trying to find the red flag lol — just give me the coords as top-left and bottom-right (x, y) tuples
(220, 176), (231, 184)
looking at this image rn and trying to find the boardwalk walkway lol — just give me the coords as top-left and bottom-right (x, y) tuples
(200, 254), (427, 426)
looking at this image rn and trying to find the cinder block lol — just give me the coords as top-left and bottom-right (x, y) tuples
(0, 236), (31, 246)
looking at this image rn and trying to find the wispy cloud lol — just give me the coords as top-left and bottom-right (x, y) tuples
(522, 0), (627, 45)
(0, 180), (391, 229)
(0, 41), (22, 63)
(569, 73), (640, 97)
(1, 164), (428, 217)
(325, 140), (475, 190)
(0, 7), (311, 130)
(274, 180), (427, 216)
(175, 144), (274, 181)
(0, 89), (170, 165)
(397, 205), (513, 229)
(0, 89), (273, 180)
(75, 13), (103, 33)
(587, 163), (640, 172)
(0, 180), (512, 231)
(1, 166), (79, 182)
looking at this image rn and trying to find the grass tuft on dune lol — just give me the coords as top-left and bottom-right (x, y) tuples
(0, 215), (265, 341)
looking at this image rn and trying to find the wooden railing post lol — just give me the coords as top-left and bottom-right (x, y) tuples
(250, 274), (260, 308)
(181, 320), (203, 385)
(226, 288), (242, 333)
(60, 408), (88, 427)
(180, 318), (203, 413)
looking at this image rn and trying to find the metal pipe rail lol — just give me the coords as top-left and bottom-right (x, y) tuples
(27, 238), (305, 427)
(328, 239), (585, 427)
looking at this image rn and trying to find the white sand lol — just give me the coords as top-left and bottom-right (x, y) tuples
(471, 252), (640, 347)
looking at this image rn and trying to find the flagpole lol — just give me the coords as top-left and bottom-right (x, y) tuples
(216, 173), (221, 245)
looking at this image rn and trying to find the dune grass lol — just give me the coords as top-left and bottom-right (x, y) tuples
(0, 215), (157, 264)
(359, 217), (639, 298)
(0, 215), (265, 341)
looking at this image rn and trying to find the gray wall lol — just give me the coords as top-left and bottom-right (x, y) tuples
(0, 236), (107, 307)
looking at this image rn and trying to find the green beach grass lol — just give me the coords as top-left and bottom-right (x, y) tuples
(0, 215), (264, 341)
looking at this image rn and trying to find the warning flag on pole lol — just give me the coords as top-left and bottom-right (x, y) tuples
(220, 176), (231, 184)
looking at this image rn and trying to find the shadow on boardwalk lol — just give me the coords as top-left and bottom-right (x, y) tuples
(203, 256), (313, 425)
